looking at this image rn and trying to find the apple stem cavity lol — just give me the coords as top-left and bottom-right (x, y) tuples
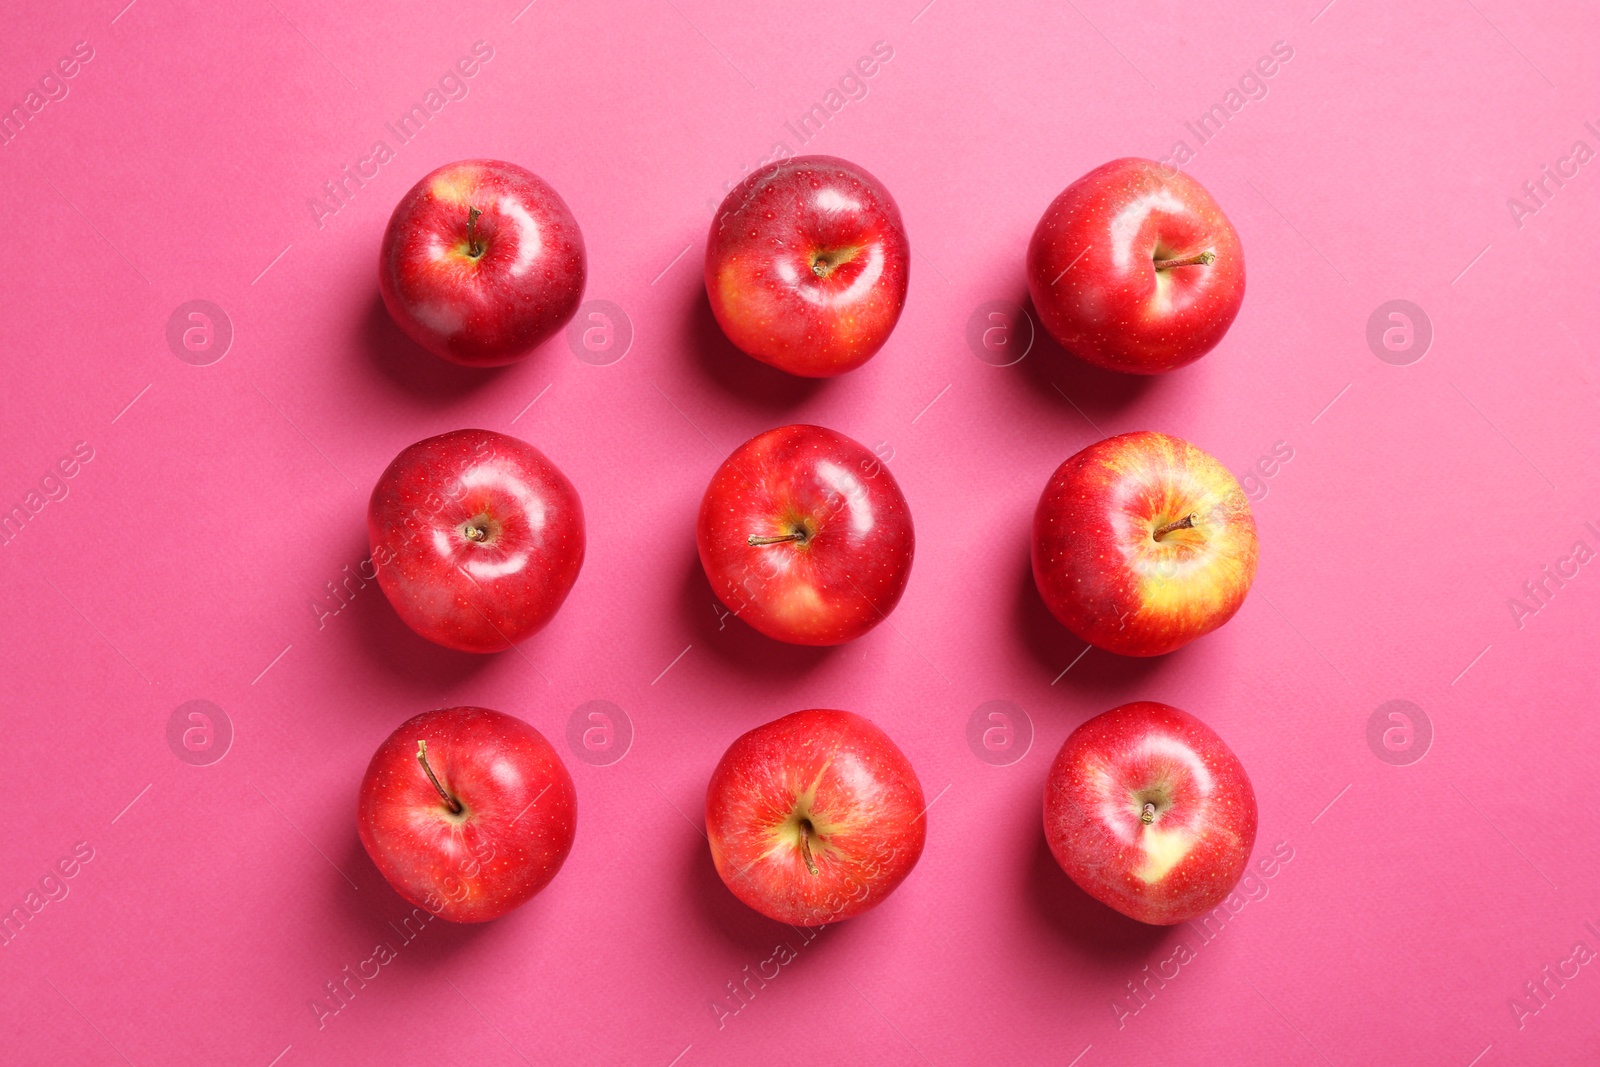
(466, 206), (484, 258)
(416, 740), (463, 815)
(1152, 514), (1196, 542)
(1142, 802), (1156, 825)
(809, 247), (858, 279)
(748, 531), (807, 547)
(798, 818), (820, 876)
(1152, 250), (1215, 271)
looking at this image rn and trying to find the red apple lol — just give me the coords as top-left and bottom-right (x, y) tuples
(705, 155), (909, 377)
(358, 706), (576, 922)
(380, 158), (585, 367)
(706, 709), (925, 926)
(698, 424), (914, 646)
(1032, 430), (1257, 657)
(369, 428), (584, 653)
(1027, 158), (1244, 374)
(1044, 700), (1257, 925)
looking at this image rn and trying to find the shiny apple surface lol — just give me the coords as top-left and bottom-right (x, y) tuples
(697, 424), (914, 646)
(369, 428), (584, 653)
(1044, 701), (1257, 925)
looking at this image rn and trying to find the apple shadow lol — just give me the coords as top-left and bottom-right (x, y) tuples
(684, 287), (827, 414)
(358, 291), (516, 404)
(332, 833), (502, 963)
(679, 547), (836, 681)
(1027, 829), (1170, 962)
(1012, 548), (1168, 701)
(1010, 288), (1160, 425)
(345, 531), (495, 690)
(681, 828), (802, 955)
(679, 826), (862, 965)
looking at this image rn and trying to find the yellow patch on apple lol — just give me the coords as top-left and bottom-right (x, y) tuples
(429, 171), (478, 205)
(1136, 826), (1195, 883)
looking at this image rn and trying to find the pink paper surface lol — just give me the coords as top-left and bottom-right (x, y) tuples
(3, 1), (1597, 1064)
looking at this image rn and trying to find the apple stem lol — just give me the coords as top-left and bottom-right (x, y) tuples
(416, 740), (463, 815)
(464, 523), (488, 542)
(799, 819), (820, 876)
(748, 532), (806, 547)
(1152, 514), (1195, 542)
(466, 206), (484, 258)
(1152, 251), (1215, 271)
(1142, 802), (1156, 825)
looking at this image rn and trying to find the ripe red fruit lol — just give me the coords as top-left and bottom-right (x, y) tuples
(705, 155), (909, 377)
(380, 158), (586, 366)
(1027, 158), (1244, 374)
(1032, 430), (1257, 656)
(369, 428), (585, 653)
(706, 709), (926, 926)
(1043, 701), (1258, 925)
(358, 706), (577, 922)
(697, 424), (914, 646)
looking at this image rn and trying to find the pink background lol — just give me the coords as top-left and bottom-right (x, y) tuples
(3, 0), (1597, 1064)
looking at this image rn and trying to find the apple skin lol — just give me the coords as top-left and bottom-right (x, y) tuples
(697, 424), (914, 646)
(1032, 430), (1257, 657)
(358, 706), (576, 923)
(369, 428), (585, 653)
(705, 155), (909, 377)
(1026, 158), (1244, 374)
(379, 159), (586, 367)
(1043, 701), (1257, 925)
(706, 709), (926, 926)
